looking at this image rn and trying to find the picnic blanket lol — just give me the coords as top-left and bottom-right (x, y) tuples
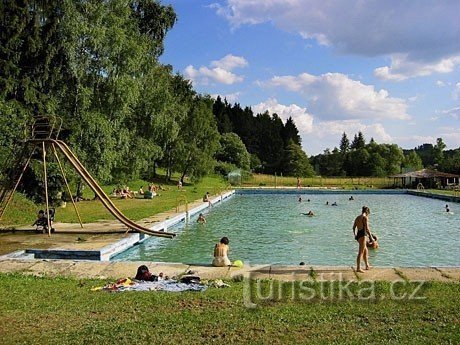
(92, 278), (207, 293)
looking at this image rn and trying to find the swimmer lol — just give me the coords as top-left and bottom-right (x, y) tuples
(326, 201), (329, 205)
(353, 206), (373, 272)
(349, 196), (354, 201)
(331, 202), (338, 206)
(301, 210), (315, 216)
(197, 213), (206, 224)
(298, 197), (302, 202)
(307, 199), (310, 202)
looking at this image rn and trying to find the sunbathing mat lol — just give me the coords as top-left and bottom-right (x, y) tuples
(92, 278), (207, 292)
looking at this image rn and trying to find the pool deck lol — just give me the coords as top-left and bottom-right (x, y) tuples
(0, 258), (459, 282)
(0, 191), (235, 260)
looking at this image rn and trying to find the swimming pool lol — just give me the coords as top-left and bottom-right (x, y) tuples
(115, 191), (460, 267)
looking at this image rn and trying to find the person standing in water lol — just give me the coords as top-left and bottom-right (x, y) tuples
(353, 206), (373, 273)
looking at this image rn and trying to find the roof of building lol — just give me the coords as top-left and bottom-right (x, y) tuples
(390, 169), (460, 179)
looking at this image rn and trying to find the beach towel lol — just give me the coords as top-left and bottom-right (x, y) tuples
(92, 278), (207, 293)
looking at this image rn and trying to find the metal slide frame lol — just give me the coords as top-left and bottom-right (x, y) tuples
(28, 139), (176, 239)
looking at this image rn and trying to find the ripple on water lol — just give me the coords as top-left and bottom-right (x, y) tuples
(115, 193), (460, 266)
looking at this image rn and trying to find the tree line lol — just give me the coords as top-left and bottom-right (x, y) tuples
(310, 133), (460, 177)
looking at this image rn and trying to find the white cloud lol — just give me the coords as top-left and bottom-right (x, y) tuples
(213, 1), (460, 80)
(436, 80), (446, 87)
(374, 55), (460, 81)
(249, 98), (395, 154)
(210, 92), (241, 103)
(313, 121), (392, 142)
(306, 120), (393, 154)
(252, 98), (314, 133)
(264, 72), (409, 121)
(210, 54), (248, 70)
(397, 128), (460, 150)
(437, 127), (460, 148)
(184, 54), (248, 85)
(440, 106), (460, 120)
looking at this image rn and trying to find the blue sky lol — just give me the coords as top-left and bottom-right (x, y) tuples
(160, 0), (460, 155)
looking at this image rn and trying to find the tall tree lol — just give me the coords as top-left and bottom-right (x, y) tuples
(172, 95), (220, 182)
(282, 141), (315, 177)
(215, 133), (250, 170)
(339, 132), (350, 154)
(434, 137), (446, 166)
(281, 117), (301, 146)
(350, 131), (366, 150)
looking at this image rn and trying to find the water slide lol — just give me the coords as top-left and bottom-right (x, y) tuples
(30, 139), (175, 239)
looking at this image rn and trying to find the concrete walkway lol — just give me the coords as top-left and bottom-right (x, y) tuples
(0, 258), (459, 282)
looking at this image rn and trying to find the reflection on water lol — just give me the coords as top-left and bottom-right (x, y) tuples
(115, 194), (460, 266)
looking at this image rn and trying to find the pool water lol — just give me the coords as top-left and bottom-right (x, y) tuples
(115, 193), (460, 267)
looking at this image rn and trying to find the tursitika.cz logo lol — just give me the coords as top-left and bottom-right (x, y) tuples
(242, 272), (426, 308)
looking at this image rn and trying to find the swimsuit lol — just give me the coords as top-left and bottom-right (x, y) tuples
(355, 229), (366, 241)
(212, 256), (231, 267)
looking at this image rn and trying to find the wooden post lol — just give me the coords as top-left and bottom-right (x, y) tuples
(42, 142), (51, 236)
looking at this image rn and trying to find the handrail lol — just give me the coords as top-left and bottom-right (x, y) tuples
(175, 194), (188, 214)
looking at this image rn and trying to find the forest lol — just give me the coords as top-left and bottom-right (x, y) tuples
(1, 0), (459, 204)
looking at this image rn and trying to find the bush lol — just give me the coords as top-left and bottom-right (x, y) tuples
(214, 161), (238, 177)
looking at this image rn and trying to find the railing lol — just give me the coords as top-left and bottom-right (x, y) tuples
(30, 116), (62, 140)
(175, 194), (188, 214)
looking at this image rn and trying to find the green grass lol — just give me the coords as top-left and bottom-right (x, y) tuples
(1, 175), (228, 226)
(243, 174), (394, 189)
(0, 274), (459, 344)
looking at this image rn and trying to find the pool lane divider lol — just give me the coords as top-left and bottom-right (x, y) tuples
(14, 190), (236, 261)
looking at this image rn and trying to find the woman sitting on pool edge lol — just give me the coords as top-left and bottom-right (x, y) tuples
(212, 237), (231, 267)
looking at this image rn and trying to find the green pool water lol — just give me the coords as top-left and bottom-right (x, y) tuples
(115, 192), (459, 266)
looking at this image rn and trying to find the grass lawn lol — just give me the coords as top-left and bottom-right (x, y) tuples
(0, 274), (458, 344)
(1, 175), (228, 226)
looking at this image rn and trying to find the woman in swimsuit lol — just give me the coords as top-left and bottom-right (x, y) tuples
(353, 206), (373, 272)
(212, 237), (231, 267)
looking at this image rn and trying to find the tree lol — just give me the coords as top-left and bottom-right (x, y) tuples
(434, 137), (446, 166)
(215, 133), (250, 170)
(346, 148), (371, 176)
(281, 117), (301, 146)
(212, 96), (232, 133)
(368, 152), (386, 177)
(350, 131), (366, 150)
(339, 132), (350, 154)
(172, 95), (220, 182)
(282, 141), (315, 177)
(404, 150), (423, 171)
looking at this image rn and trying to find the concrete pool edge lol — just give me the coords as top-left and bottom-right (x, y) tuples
(236, 187), (460, 202)
(6, 190), (236, 261)
(0, 258), (459, 282)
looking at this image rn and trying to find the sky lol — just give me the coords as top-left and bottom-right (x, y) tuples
(160, 0), (460, 155)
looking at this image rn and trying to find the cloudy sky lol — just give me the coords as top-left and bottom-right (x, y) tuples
(160, 0), (460, 155)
